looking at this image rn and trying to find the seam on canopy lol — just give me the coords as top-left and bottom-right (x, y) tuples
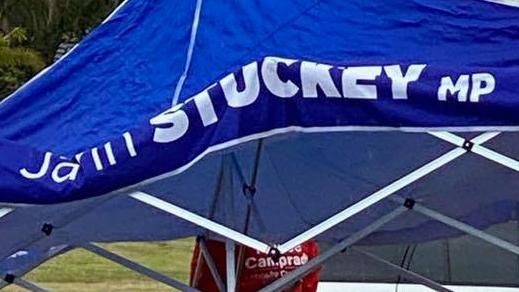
(171, 0), (203, 106)
(234, 0), (321, 65)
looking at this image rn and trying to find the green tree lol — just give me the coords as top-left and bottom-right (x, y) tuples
(1, 0), (122, 62)
(0, 0), (122, 99)
(0, 27), (45, 100)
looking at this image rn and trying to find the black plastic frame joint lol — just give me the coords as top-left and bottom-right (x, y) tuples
(462, 140), (474, 151)
(268, 246), (281, 262)
(41, 223), (54, 236)
(403, 198), (416, 210)
(3, 273), (15, 284)
(242, 184), (257, 198)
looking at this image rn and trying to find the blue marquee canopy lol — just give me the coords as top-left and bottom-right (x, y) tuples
(2, 0), (519, 287)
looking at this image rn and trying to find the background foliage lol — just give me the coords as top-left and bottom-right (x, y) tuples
(0, 0), (123, 100)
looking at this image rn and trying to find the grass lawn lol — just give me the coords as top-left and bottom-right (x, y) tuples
(4, 238), (195, 291)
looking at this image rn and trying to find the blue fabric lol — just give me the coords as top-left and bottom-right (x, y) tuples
(0, 0), (196, 154)
(2, 0), (519, 267)
(1, 0), (519, 155)
(1, 57), (519, 203)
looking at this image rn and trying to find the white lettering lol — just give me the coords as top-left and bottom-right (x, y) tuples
(104, 142), (116, 166)
(384, 64), (426, 100)
(258, 257), (267, 268)
(20, 152), (52, 179)
(262, 57), (299, 98)
(266, 257), (276, 268)
(150, 105), (190, 143)
(342, 66), (382, 99)
(301, 61), (340, 98)
(278, 257), (287, 269)
(51, 162), (80, 183)
(123, 132), (137, 157)
(293, 255), (301, 265)
(438, 75), (469, 102)
(221, 62), (260, 107)
(301, 253), (309, 265)
(91, 147), (103, 171)
(244, 257), (257, 269)
(193, 90), (218, 126)
(286, 255), (294, 266)
(74, 152), (84, 162)
(470, 73), (495, 102)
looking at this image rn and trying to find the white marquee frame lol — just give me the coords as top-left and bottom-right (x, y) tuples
(3, 130), (519, 291)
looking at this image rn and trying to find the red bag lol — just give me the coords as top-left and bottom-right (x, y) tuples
(190, 239), (320, 292)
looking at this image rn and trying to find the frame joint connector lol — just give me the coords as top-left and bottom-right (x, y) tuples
(403, 198), (416, 210)
(462, 140), (474, 152)
(41, 223), (54, 236)
(242, 184), (256, 199)
(3, 273), (15, 284)
(268, 246), (281, 263)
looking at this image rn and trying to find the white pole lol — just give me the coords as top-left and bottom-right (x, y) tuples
(472, 145), (519, 172)
(171, 0), (203, 106)
(81, 243), (197, 291)
(0, 208), (12, 219)
(428, 131), (500, 146)
(277, 148), (465, 253)
(351, 247), (454, 292)
(199, 238), (226, 292)
(259, 207), (407, 292)
(225, 240), (236, 292)
(277, 132), (497, 253)
(130, 192), (271, 253)
(0, 195), (116, 261)
(413, 203), (519, 256)
(429, 131), (519, 172)
(0, 245), (71, 290)
(12, 277), (50, 292)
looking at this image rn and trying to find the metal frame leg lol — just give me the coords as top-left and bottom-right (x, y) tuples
(12, 277), (50, 292)
(351, 247), (453, 292)
(1, 275), (51, 292)
(411, 201), (519, 256)
(259, 207), (408, 292)
(225, 240), (236, 292)
(0, 244), (71, 290)
(130, 192), (271, 253)
(428, 132), (519, 171)
(276, 132), (496, 253)
(0, 208), (12, 219)
(81, 243), (197, 292)
(0, 195), (115, 261)
(198, 238), (226, 292)
(128, 132), (498, 257)
(129, 132), (504, 261)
